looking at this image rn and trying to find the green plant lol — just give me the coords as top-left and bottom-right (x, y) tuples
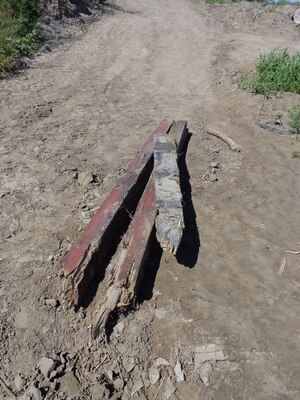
(0, 0), (40, 75)
(289, 102), (300, 140)
(273, 111), (282, 125)
(241, 48), (300, 96)
(292, 151), (300, 158)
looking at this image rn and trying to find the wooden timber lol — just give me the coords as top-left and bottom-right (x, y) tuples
(92, 121), (189, 336)
(153, 134), (183, 255)
(62, 120), (173, 306)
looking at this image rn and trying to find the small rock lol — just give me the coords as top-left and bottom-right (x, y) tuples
(113, 320), (125, 335)
(293, 9), (300, 24)
(56, 364), (66, 375)
(50, 381), (58, 391)
(194, 344), (227, 365)
(14, 374), (24, 392)
(131, 379), (144, 397)
(38, 380), (50, 389)
(35, 374), (44, 382)
(174, 361), (185, 383)
(164, 377), (176, 399)
(31, 387), (42, 400)
(198, 362), (213, 386)
(59, 371), (81, 397)
(123, 357), (136, 373)
(49, 369), (58, 380)
(45, 298), (60, 308)
(154, 357), (169, 367)
(154, 308), (166, 319)
(39, 357), (56, 377)
(149, 366), (160, 385)
(78, 171), (94, 187)
(114, 377), (124, 390)
(106, 370), (114, 381)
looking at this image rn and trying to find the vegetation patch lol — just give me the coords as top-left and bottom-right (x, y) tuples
(241, 48), (300, 96)
(289, 102), (300, 140)
(0, 0), (40, 76)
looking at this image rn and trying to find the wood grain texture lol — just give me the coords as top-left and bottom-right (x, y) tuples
(62, 120), (173, 306)
(153, 134), (184, 255)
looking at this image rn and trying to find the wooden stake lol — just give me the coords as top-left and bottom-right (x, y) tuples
(207, 127), (241, 152)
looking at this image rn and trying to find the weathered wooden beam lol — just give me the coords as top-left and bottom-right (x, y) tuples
(93, 175), (156, 338)
(61, 120), (173, 306)
(92, 121), (189, 336)
(153, 134), (183, 255)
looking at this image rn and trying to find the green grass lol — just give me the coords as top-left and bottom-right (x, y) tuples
(289, 102), (300, 140)
(0, 0), (40, 76)
(292, 151), (300, 158)
(241, 49), (300, 96)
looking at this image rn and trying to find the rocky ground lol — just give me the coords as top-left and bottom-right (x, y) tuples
(0, 0), (300, 399)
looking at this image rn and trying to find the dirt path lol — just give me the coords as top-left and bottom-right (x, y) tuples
(0, 0), (300, 399)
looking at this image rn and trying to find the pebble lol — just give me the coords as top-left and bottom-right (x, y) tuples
(38, 380), (50, 389)
(293, 9), (300, 24)
(113, 320), (125, 335)
(154, 357), (169, 367)
(194, 344), (227, 365)
(149, 366), (160, 385)
(14, 374), (24, 392)
(30, 387), (42, 400)
(39, 357), (56, 377)
(45, 298), (60, 308)
(78, 171), (94, 187)
(174, 361), (185, 383)
(131, 379), (144, 397)
(164, 377), (176, 399)
(198, 363), (213, 386)
(123, 357), (136, 373)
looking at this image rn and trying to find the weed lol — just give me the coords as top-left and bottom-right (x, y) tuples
(0, 0), (40, 76)
(241, 48), (300, 96)
(292, 151), (300, 158)
(273, 111), (282, 125)
(289, 102), (300, 140)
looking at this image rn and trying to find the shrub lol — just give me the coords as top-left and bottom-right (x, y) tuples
(0, 0), (40, 75)
(241, 48), (300, 96)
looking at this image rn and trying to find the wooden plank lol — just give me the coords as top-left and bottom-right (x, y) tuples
(153, 134), (183, 255)
(93, 175), (156, 338)
(92, 121), (189, 336)
(62, 120), (173, 306)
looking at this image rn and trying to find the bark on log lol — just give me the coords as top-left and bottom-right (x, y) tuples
(62, 120), (173, 306)
(153, 134), (184, 255)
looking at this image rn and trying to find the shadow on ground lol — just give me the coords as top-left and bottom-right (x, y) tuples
(138, 131), (201, 303)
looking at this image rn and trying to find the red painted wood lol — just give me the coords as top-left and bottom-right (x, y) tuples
(115, 121), (189, 302)
(62, 120), (173, 305)
(116, 176), (156, 288)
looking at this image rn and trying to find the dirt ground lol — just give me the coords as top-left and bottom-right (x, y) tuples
(0, 0), (300, 399)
